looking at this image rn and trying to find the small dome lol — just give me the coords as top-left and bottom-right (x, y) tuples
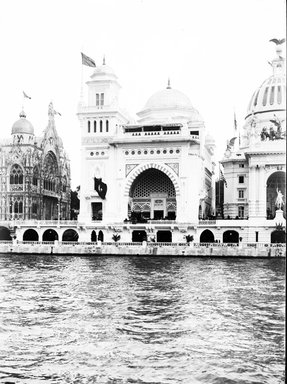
(90, 62), (117, 81)
(144, 87), (193, 111)
(11, 111), (34, 135)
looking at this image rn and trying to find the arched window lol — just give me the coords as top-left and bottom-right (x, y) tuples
(100, 120), (103, 132)
(10, 164), (23, 185)
(94, 120), (97, 133)
(96, 93), (99, 106)
(100, 93), (104, 106)
(270, 86), (275, 105)
(106, 120), (109, 132)
(277, 86), (282, 104)
(88, 120), (91, 133)
(238, 206), (244, 218)
(33, 166), (39, 186)
(19, 201), (23, 214)
(262, 87), (269, 106)
(43, 152), (58, 192)
(14, 201), (19, 213)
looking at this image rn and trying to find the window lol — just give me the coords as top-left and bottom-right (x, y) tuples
(238, 190), (244, 199)
(94, 121), (97, 133)
(277, 86), (282, 104)
(270, 86), (275, 105)
(100, 93), (104, 106)
(88, 120), (91, 133)
(262, 87), (269, 106)
(238, 206), (244, 218)
(96, 93), (99, 106)
(106, 120), (109, 132)
(239, 164), (245, 168)
(100, 120), (103, 132)
(10, 164), (23, 184)
(32, 203), (38, 214)
(238, 176), (244, 184)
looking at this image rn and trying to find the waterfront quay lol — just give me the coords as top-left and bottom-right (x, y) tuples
(0, 240), (285, 258)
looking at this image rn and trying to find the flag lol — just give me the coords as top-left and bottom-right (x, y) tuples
(81, 52), (96, 67)
(234, 112), (237, 131)
(23, 91), (31, 99)
(220, 169), (227, 187)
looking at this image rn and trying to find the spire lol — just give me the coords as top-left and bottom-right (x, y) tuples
(19, 110), (26, 118)
(166, 78), (171, 89)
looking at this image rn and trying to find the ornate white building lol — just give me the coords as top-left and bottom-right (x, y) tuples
(77, 61), (216, 242)
(0, 103), (71, 223)
(221, 42), (286, 243)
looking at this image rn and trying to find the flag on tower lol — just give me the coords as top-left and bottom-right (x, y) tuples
(81, 52), (96, 67)
(234, 112), (237, 131)
(23, 91), (31, 99)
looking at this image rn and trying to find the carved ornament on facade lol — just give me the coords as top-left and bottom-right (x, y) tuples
(165, 163), (179, 176)
(125, 164), (138, 177)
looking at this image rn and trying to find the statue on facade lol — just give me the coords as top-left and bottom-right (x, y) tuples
(275, 188), (284, 210)
(269, 115), (285, 139)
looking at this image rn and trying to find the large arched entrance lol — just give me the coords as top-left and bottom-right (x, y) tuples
(223, 230), (239, 243)
(200, 229), (215, 243)
(23, 229), (39, 241)
(129, 168), (177, 221)
(266, 171), (286, 219)
(0, 227), (11, 241)
(132, 230), (147, 242)
(62, 229), (79, 242)
(271, 230), (286, 243)
(42, 229), (58, 241)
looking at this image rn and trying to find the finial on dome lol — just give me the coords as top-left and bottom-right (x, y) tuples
(19, 110), (26, 118)
(103, 55), (106, 65)
(166, 78), (171, 89)
(269, 38), (285, 75)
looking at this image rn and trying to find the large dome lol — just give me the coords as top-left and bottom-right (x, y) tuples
(246, 53), (286, 118)
(144, 87), (193, 111)
(11, 111), (34, 135)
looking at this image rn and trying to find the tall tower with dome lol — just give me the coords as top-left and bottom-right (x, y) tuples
(77, 60), (216, 242)
(0, 103), (71, 223)
(221, 39), (286, 242)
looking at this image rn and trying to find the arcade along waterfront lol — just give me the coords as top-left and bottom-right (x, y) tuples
(0, 255), (285, 384)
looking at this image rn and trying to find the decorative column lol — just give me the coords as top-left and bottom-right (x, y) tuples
(248, 165), (257, 218)
(257, 165), (266, 218)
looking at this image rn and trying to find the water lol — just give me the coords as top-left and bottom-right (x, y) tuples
(0, 255), (285, 384)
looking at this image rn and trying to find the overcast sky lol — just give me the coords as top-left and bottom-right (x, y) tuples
(0, 0), (285, 188)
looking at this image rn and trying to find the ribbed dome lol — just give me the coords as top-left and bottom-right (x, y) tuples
(11, 111), (34, 135)
(246, 74), (286, 117)
(144, 87), (193, 111)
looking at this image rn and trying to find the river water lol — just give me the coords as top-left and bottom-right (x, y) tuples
(0, 255), (285, 384)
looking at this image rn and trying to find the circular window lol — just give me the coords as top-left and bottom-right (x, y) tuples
(131, 151), (135, 155)
(163, 149), (167, 154)
(144, 150), (148, 155)
(125, 151), (129, 155)
(157, 150), (160, 154)
(90, 152), (94, 156)
(170, 149), (173, 154)
(150, 150), (154, 154)
(101, 151), (105, 156)
(176, 149), (180, 153)
(138, 151), (141, 155)
(96, 152), (99, 156)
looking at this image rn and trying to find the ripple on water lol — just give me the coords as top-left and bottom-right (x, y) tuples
(0, 255), (285, 384)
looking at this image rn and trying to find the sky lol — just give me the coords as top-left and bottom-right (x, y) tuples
(0, 0), (285, 189)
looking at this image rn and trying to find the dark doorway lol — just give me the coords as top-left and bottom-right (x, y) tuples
(223, 230), (239, 243)
(98, 230), (104, 242)
(157, 230), (172, 242)
(62, 229), (79, 242)
(271, 230), (286, 243)
(0, 227), (11, 241)
(42, 229), (58, 241)
(23, 229), (39, 241)
(132, 230), (147, 242)
(200, 229), (215, 243)
(91, 230), (97, 242)
(154, 210), (164, 220)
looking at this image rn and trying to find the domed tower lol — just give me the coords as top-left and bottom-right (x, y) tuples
(221, 40), (286, 240)
(11, 110), (35, 144)
(241, 41), (286, 148)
